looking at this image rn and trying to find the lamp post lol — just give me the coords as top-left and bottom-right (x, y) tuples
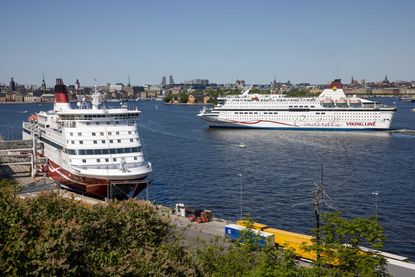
(238, 173), (243, 219)
(371, 191), (379, 219)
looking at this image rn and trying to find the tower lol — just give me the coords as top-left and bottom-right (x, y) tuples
(169, 75), (174, 85)
(41, 72), (46, 93)
(9, 77), (16, 92)
(75, 79), (80, 93)
(127, 76), (131, 87)
(161, 76), (166, 86)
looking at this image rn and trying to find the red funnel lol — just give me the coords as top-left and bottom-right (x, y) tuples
(55, 78), (69, 103)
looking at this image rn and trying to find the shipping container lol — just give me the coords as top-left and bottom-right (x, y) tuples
(224, 224), (274, 248)
(236, 220), (269, 231)
(263, 227), (316, 261)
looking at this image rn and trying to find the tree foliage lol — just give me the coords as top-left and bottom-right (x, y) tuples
(0, 180), (196, 276)
(163, 92), (175, 103)
(179, 93), (188, 103)
(303, 211), (389, 276)
(0, 180), (390, 276)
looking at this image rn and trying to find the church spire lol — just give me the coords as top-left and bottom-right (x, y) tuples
(41, 71), (46, 93)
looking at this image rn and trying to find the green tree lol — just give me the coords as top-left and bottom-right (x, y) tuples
(179, 93), (188, 103)
(163, 92), (174, 103)
(304, 211), (389, 276)
(0, 181), (197, 276)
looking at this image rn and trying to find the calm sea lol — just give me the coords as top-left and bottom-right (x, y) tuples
(1, 98), (414, 259)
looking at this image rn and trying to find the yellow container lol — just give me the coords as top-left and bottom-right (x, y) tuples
(263, 227), (316, 261)
(236, 220), (268, 231)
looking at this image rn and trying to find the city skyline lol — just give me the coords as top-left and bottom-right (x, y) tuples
(1, 0), (414, 85)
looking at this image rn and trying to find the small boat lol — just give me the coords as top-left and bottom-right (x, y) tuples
(238, 143), (246, 148)
(400, 97), (415, 102)
(412, 108), (415, 112)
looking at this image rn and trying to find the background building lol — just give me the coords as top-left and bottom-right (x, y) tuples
(9, 77), (16, 92)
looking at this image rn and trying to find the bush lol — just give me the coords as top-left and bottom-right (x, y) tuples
(0, 181), (196, 276)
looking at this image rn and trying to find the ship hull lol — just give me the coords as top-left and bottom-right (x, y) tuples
(199, 111), (394, 130)
(46, 160), (148, 200)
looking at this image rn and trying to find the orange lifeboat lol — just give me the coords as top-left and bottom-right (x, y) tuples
(28, 114), (38, 122)
(320, 98), (334, 107)
(334, 98), (348, 107)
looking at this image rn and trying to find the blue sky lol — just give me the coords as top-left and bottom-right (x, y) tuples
(1, 0), (414, 86)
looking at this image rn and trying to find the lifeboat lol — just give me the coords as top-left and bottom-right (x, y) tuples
(28, 114), (38, 122)
(334, 98), (348, 107)
(348, 98), (362, 107)
(320, 98), (334, 107)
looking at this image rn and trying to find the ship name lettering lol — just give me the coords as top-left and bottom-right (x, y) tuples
(294, 116), (341, 127)
(346, 122), (376, 126)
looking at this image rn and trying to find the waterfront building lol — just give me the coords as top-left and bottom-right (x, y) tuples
(235, 79), (246, 88)
(109, 84), (123, 93)
(169, 75), (174, 85)
(184, 79), (209, 85)
(161, 76), (166, 86)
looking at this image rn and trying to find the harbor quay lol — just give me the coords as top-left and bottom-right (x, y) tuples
(1, 163), (415, 277)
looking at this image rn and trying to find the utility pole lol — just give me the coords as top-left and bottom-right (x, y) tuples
(292, 164), (335, 268)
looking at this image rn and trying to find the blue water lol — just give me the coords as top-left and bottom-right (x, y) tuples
(1, 98), (414, 259)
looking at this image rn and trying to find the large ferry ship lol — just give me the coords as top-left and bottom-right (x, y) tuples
(22, 79), (152, 199)
(198, 79), (396, 130)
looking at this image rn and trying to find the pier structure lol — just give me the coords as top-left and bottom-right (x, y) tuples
(0, 135), (46, 178)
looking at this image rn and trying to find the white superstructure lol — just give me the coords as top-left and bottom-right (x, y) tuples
(198, 80), (395, 130)
(23, 79), (151, 199)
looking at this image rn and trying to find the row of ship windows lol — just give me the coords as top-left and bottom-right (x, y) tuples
(232, 111), (323, 115)
(75, 156), (139, 164)
(230, 114), (378, 118)
(62, 121), (136, 127)
(230, 112), (377, 115)
(86, 121), (120, 126)
(59, 114), (138, 120)
(64, 146), (141, 155)
(228, 105), (316, 108)
(229, 99), (313, 102)
(69, 130), (136, 136)
(230, 115), (378, 119)
(67, 138), (138, 145)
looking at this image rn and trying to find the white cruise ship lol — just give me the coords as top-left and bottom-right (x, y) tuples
(198, 80), (396, 130)
(22, 79), (152, 199)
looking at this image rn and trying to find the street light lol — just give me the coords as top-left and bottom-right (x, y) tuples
(371, 191), (379, 219)
(238, 173), (243, 219)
